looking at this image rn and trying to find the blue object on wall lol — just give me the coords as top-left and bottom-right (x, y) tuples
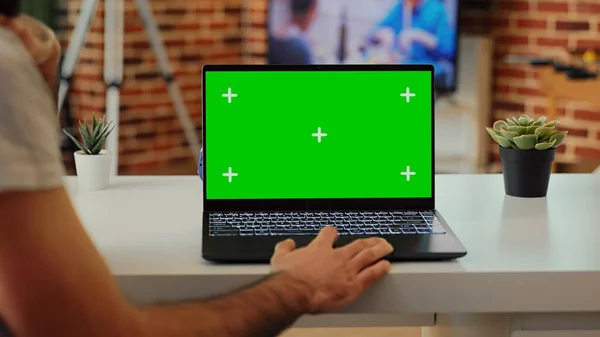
(198, 148), (203, 180)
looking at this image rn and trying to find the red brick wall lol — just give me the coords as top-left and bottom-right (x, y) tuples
(461, 0), (600, 164)
(57, 0), (600, 174)
(57, 0), (244, 174)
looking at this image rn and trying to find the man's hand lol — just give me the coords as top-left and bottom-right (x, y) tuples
(270, 226), (394, 314)
(2, 14), (61, 93)
(398, 28), (438, 52)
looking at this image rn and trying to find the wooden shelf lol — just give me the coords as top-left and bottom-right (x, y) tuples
(537, 67), (600, 120)
(534, 66), (600, 172)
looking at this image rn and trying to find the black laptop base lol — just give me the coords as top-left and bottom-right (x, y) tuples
(203, 234), (467, 263)
(202, 210), (467, 263)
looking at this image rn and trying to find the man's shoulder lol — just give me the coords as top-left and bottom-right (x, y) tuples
(0, 28), (52, 100)
(0, 28), (65, 193)
(0, 28), (42, 80)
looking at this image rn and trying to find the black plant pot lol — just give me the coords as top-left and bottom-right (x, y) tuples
(499, 146), (556, 198)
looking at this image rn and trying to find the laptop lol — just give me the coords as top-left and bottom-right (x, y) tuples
(201, 64), (467, 263)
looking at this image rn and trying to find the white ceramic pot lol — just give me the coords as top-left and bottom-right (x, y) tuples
(74, 149), (113, 190)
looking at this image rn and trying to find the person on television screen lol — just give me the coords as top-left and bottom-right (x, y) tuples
(364, 0), (456, 77)
(268, 0), (318, 65)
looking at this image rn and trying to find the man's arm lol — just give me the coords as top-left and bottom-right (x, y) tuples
(140, 272), (312, 336)
(0, 189), (144, 337)
(0, 186), (392, 337)
(0, 188), (315, 337)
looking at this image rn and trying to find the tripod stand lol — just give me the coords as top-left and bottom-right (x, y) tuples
(57, 0), (201, 174)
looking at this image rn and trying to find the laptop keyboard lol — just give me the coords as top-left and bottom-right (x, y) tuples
(208, 211), (446, 237)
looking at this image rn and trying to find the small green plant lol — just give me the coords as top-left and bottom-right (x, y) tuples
(63, 112), (115, 155)
(486, 114), (568, 151)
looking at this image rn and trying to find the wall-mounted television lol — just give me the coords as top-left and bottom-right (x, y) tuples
(267, 0), (460, 93)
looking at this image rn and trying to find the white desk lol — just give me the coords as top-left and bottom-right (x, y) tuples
(65, 174), (600, 337)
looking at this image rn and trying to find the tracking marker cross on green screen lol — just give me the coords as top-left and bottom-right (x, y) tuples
(205, 70), (432, 200)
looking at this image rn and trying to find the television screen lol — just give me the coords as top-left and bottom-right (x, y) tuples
(267, 0), (459, 92)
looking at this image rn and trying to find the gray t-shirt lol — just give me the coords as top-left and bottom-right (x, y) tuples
(0, 26), (66, 336)
(0, 27), (65, 193)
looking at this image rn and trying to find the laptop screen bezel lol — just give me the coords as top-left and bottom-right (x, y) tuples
(202, 64), (435, 211)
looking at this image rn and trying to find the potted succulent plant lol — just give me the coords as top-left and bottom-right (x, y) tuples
(63, 113), (115, 190)
(486, 114), (568, 198)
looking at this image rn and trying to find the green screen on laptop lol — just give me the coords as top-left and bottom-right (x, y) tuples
(204, 69), (432, 200)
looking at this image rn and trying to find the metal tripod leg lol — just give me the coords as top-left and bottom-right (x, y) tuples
(58, 0), (201, 175)
(136, 0), (201, 161)
(57, 0), (99, 113)
(104, 0), (124, 175)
